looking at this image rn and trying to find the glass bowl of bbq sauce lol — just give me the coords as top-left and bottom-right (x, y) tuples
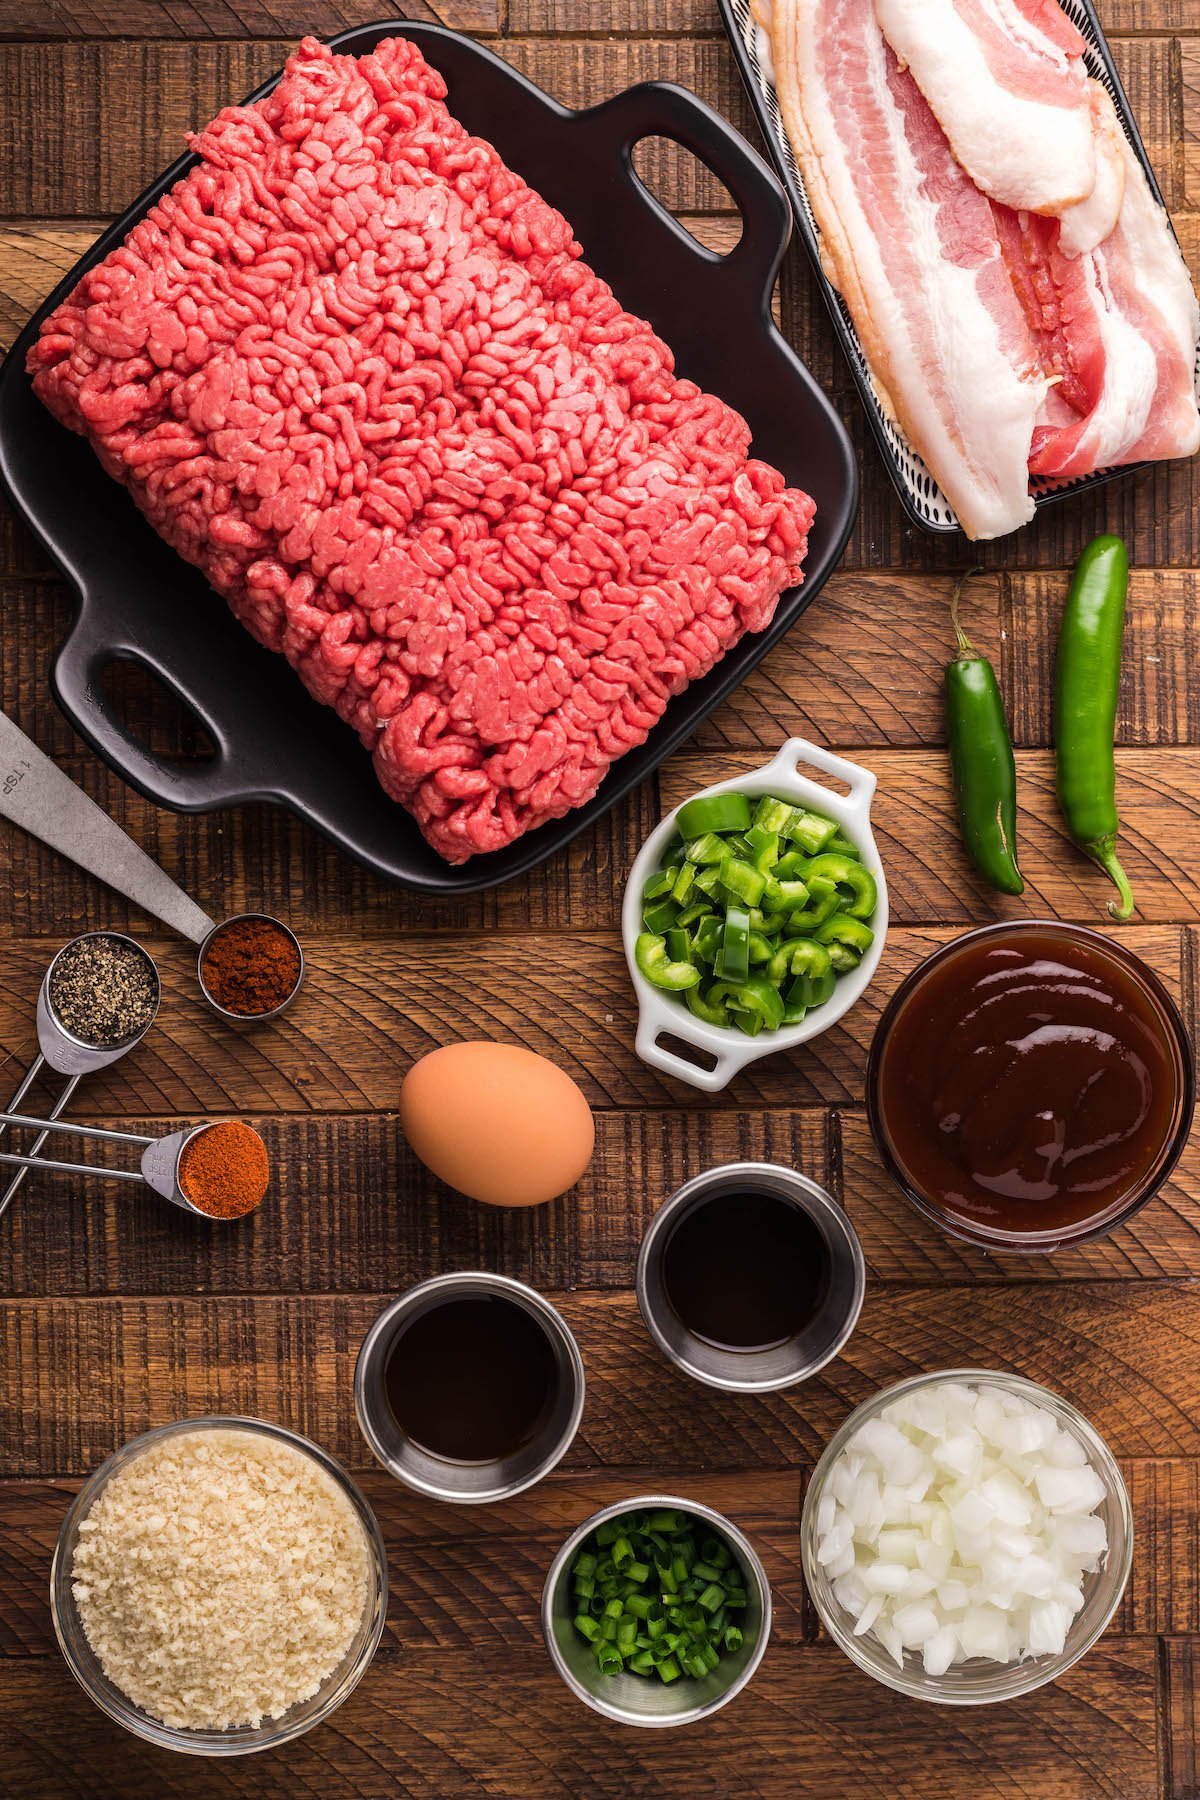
(866, 921), (1195, 1253)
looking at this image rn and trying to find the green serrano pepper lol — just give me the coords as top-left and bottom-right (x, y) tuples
(945, 571), (1024, 897)
(1054, 535), (1135, 922)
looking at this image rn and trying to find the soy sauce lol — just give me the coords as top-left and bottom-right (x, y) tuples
(662, 1189), (830, 1350)
(385, 1295), (557, 1463)
(873, 925), (1187, 1238)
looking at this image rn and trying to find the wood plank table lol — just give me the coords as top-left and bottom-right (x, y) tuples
(0, 1), (1197, 1794)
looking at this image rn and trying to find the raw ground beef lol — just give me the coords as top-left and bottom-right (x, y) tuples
(29, 35), (817, 862)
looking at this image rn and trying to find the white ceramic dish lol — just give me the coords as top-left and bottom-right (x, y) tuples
(623, 737), (887, 1093)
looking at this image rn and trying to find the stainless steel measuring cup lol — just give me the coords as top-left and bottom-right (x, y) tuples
(0, 1112), (268, 1218)
(0, 931), (161, 1224)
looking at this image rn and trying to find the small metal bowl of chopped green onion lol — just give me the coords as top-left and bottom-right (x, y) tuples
(542, 1496), (771, 1727)
(623, 736), (888, 1092)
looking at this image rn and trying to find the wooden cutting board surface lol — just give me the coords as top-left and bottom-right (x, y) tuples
(0, 4), (1197, 1794)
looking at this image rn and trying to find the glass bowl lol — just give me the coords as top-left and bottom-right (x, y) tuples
(801, 1370), (1132, 1705)
(51, 1416), (388, 1755)
(865, 920), (1195, 1253)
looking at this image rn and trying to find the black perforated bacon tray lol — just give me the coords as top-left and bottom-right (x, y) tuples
(0, 20), (857, 895)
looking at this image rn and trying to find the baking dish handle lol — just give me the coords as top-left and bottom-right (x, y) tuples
(758, 736), (878, 836)
(580, 80), (793, 306)
(51, 605), (255, 812)
(635, 1006), (756, 1096)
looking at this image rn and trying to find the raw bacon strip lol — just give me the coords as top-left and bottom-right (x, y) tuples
(1028, 137), (1200, 478)
(1057, 83), (1126, 258)
(872, 0), (1096, 215)
(771, 0), (1049, 539)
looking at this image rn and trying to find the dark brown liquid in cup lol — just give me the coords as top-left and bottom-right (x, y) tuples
(662, 1190), (830, 1350)
(875, 928), (1183, 1236)
(384, 1295), (557, 1463)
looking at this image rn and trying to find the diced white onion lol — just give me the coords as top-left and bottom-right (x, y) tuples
(812, 1380), (1109, 1673)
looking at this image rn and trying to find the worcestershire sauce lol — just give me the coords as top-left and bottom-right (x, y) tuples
(385, 1296), (556, 1463)
(874, 925), (1186, 1237)
(662, 1190), (829, 1350)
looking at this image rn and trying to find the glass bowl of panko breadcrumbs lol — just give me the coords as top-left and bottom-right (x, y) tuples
(51, 1416), (388, 1754)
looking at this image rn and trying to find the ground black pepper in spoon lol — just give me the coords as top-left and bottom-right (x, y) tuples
(47, 935), (158, 1048)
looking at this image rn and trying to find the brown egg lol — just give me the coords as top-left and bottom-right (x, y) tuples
(399, 1041), (594, 1207)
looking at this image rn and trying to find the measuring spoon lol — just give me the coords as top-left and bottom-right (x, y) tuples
(0, 930), (161, 1224)
(0, 710), (304, 1018)
(0, 1112), (268, 1218)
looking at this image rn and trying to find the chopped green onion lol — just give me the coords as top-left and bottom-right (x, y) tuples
(570, 1508), (751, 1684)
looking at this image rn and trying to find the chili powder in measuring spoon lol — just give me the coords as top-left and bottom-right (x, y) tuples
(198, 915), (303, 1020)
(177, 1121), (270, 1219)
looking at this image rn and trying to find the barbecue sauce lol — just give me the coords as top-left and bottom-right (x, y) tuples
(662, 1189), (830, 1350)
(384, 1295), (557, 1463)
(873, 926), (1186, 1238)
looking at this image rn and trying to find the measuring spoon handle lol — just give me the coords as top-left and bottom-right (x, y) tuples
(0, 710), (215, 943)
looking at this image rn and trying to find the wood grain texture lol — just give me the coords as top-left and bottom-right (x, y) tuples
(0, 0), (499, 38)
(2, 1282), (1198, 1477)
(0, 1468), (811, 1656)
(0, 734), (1197, 940)
(0, 1107), (832, 1296)
(0, 38), (1180, 217)
(0, 569), (981, 773)
(838, 1109), (1200, 1283)
(0, 924), (1184, 1114)
(1161, 1638), (1200, 1800)
(1, 1100), (1194, 1298)
(661, 749), (1200, 928)
(506, 0), (1197, 33)
(1, 0), (1198, 1790)
(0, 1458), (1193, 1656)
(0, 1642), (1159, 1799)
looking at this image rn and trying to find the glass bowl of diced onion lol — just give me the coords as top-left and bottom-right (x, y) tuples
(801, 1371), (1132, 1704)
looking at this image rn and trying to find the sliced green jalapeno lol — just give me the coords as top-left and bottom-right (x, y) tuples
(779, 875), (839, 934)
(676, 792), (752, 840)
(815, 913), (875, 973)
(720, 906), (751, 983)
(634, 932), (701, 991)
(761, 876), (811, 916)
(786, 810), (839, 855)
(639, 790), (879, 1035)
(670, 861), (697, 906)
(744, 826), (780, 873)
(805, 853), (877, 921)
(665, 928), (692, 964)
(719, 858), (766, 909)
(642, 898), (678, 935)
(684, 982), (730, 1026)
(752, 796), (797, 836)
(643, 869), (675, 902)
